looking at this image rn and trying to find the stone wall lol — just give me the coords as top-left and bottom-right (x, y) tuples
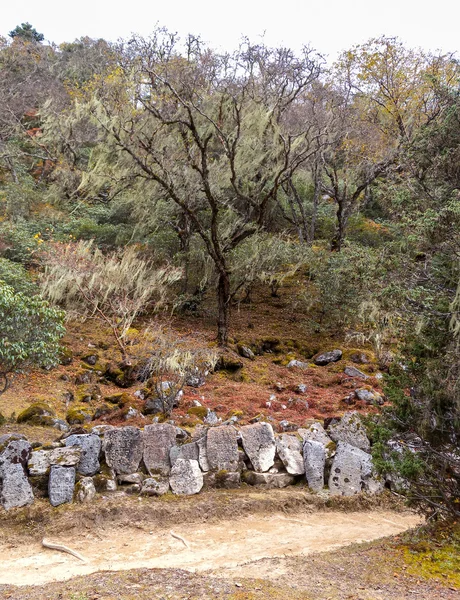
(0, 412), (383, 511)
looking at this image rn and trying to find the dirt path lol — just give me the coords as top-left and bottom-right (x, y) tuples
(0, 510), (420, 587)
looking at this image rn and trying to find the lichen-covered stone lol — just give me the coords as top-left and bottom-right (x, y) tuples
(143, 423), (176, 476)
(276, 434), (305, 475)
(327, 412), (370, 452)
(169, 458), (203, 495)
(314, 349), (343, 366)
(303, 440), (326, 491)
(16, 403), (55, 424)
(65, 434), (101, 476)
(48, 465), (75, 506)
(74, 477), (96, 503)
(0, 463), (34, 510)
(344, 366), (368, 379)
(328, 441), (382, 496)
(141, 476), (170, 496)
(104, 426), (144, 475)
(170, 441), (199, 466)
(206, 426), (239, 471)
(240, 423), (276, 472)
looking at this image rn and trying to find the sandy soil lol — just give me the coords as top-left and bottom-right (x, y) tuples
(0, 510), (420, 587)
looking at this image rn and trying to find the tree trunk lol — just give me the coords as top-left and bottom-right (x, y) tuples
(331, 199), (346, 251)
(217, 272), (231, 346)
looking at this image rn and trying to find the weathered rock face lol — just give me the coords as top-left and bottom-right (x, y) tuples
(143, 423), (177, 476)
(0, 463), (34, 510)
(170, 442), (199, 466)
(65, 434), (101, 476)
(240, 423), (276, 472)
(74, 477), (96, 503)
(141, 476), (170, 496)
(328, 441), (381, 496)
(314, 350), (343, 366)
(344, 366), (368, 379)
(104, 426), (144, 475)
(169, 459), (203, 495)
(303, 440), (326, 491)
(206, 426), (239, 471)
(0, 435), (34, 510)
(327, 412), (371, 452)
(242, 471), (295, 488)
(276, 434), (305, 475)
(28, 446), (81, 476)
(298, 423), (335, 458)
(203, 471), (241, 489)
(48, 465), (76, 506)
(196, 436), (210, 472)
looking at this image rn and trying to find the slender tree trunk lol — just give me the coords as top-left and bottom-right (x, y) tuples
(331, 198), (346, 251)
(310, 167), (321, 243)
(217, 271), (231, 346)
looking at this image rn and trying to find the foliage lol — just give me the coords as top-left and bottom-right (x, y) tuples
(0, 257), (36, 294)
(0, 282), (65, 393)
(42, 240), (181, 359)
(9, 23), (44, 43)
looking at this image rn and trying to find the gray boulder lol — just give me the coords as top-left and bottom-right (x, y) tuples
(303, 440), (326, 491)
(206, 426), (239, 471)
(287, 359), (308, 369)
(242, 471), (295, 488)
(141, 476), (170, 496)
(240, 423), (276, 472)
(328, 441), (382, 496)
(327, 412), (370, 452)
(74, 477), (96, 503)
(28, 446), (81, 476)
(104, 426), (144, 474)
(48, 465), (75, 506)
(344, 366), (368, 379)
(355, 388), (384, 405)
(169, 459), (203, 495)
(65, 434), (102, 476)
(298, 423), (335, 458)
(276, 434), (305, 475)
(143, 423), (177, 476)
(314, 350), (343, 366)
(238, 345), (255, 360)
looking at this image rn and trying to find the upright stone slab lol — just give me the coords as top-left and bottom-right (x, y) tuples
(327, 412), (370, 452)
(143, 423), (177, 476)
(206, 426), (239, 471)
(276, 434), (305, 475)
(48, 465), (76, 506)
(0, 435), (34, 510)
(104, 426), (143, 475)
(0, 463), (34, 510)
(303, 440), (326, 491)
(328, 441), (380, 496)
(65, 434), (102, 475)
(298, 422), (335, 458)
(169, 458), (203, 495)
(240, 423), (276, 472)
(74, 477), (96, 503)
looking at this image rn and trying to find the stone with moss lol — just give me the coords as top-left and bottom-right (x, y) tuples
(17, 402), (55, 424)
(105, 392), (131, 406)
(66, 406), (92, 425)
(187, 406), (208, 419)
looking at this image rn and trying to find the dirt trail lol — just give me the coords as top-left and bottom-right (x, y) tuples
(0, 510), (420, 586)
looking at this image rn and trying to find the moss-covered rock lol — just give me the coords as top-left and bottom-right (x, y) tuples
(0, 411), (6, 426)
(104, 392), (131, 406)
(59, 347), (73, 366)
(17, 402), (55, 424)
(75, 384), (101, 403)
(66, 406), (92, 425)
(187, 406), (208, 419)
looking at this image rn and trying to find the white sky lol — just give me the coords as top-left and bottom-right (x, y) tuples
(1, 0), (459, 61)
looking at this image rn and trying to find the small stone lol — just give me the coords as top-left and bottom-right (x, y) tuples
(204, 410), (219, 425)
(295, 384), (308, 394)
(287, 360), (308, 369)
(344, 366), (368, 379)
(169, 459), (203, 495)
(314, 350), (343, 366)
(242, 471), (295, 488)
(141, 476), (170, 496)
(48, 465), (75, 506)
(118, 472), (144, 485)
(238, 345), (255, 360)
(75, 477), (96, 503)
(327, 412), (371, 452)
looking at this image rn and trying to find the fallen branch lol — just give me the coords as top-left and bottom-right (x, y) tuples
(42, 538), (88, 563)
(170, 530), (190, 548)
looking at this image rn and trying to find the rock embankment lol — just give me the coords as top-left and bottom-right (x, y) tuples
(0, 411), (383, 510)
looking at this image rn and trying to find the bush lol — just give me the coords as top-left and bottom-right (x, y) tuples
(0, 257), (37, 295)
